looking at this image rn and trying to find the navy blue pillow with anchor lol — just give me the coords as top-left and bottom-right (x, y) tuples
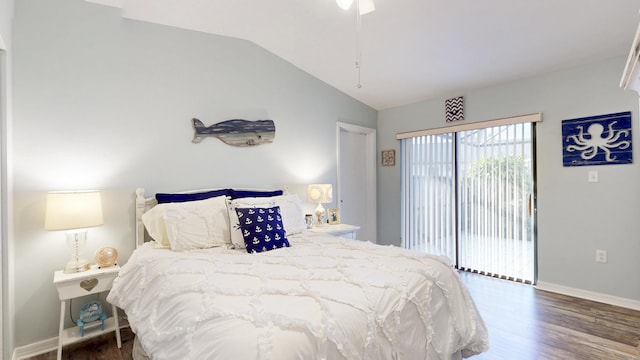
(235, 206), (290, 253)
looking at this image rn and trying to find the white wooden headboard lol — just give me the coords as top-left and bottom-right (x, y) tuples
(135, 188), (158, 247)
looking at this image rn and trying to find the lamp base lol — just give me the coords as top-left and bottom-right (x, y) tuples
(64, 230), (91, 274)
(64, 259), (90, 274)
(314, 203), (327, 226)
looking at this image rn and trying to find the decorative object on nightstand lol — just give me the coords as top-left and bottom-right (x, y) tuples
(308, 184), (333, 226)
(77, 301), (107, 337)
(305, 214), (314, 229)
(94, 246), (118, 268)
(53, 265), (121, 360)
(45, 190), (104, 274)
(328, 208), (341, 224)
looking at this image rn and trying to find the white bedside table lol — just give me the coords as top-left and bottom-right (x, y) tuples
(53, 265), (121, 360)
(308, 224), (360, 239)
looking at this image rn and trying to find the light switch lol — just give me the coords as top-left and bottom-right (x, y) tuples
(588, 171), (598, 183)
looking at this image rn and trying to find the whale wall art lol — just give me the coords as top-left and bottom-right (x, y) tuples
(192, 118), (276, 147)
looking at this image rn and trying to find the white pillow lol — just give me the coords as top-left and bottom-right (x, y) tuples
(274, 194), (307, 235)
(141, 204), (170, 247)
(142, 196), (231, 250)
(227, 194), (306, 249)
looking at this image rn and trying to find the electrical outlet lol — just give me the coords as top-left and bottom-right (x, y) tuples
(595, 249), (607, 263)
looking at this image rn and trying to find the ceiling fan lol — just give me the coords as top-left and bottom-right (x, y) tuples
(336, 0), (375, 88)
(336, 0), (375, 15)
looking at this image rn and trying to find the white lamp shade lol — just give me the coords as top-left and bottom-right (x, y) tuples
(308, 184), (333, 204)
(45, 191), (104, 231)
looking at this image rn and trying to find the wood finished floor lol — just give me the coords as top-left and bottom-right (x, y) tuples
(25, 272), (640, 360)
(460, 272), (640, 360)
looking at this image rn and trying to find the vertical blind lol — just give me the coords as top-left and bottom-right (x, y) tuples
(399, 114), (538, 283)
(400, 134), (456, 261)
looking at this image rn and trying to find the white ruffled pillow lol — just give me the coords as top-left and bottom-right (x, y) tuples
(142, 195), (231, 250)
(227, 194), (306, 249)
(141, 204), (171, 247)
(274, 194), (307, 235)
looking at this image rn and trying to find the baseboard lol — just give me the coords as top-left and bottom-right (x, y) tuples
(536, 281), (640, 311)
(12, 337), (58, 360)
(12, 321), (130, 360)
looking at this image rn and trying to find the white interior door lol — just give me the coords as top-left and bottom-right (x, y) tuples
(337, 123), (376, 242)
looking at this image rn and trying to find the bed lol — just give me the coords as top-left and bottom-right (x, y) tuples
(106, 188), (489, 360)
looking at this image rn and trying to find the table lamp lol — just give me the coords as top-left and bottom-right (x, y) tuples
(45, 190), (104, 273)
(308, 184), (333, 226)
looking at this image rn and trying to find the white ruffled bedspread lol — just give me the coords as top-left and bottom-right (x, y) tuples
(107, 234), (488, 360)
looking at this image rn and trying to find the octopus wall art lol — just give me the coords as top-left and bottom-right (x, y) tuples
(562, 111), (632, 167)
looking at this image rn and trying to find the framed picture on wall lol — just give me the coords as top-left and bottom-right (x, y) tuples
(381, 149), (396, 166)
(328, 208), (341, 224)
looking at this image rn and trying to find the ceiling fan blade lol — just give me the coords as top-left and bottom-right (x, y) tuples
(336, 0), (353, 11)
(359, 0), (375, 15)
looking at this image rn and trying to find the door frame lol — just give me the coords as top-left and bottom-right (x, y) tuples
(0, 48), (6, 358)
(336, 122), (377, 243)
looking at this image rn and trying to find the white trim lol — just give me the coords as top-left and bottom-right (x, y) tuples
(336, 122), (377, 243)
(0, 48), (8, 360)
(11, 337), (58, 360)
(396, 113), (542, 139)
(620, 14), (640, 92)
(536, 281), (640, 311)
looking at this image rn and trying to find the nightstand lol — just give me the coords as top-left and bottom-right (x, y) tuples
(308, 223), (360, 239)
(53, 265), (121, 360)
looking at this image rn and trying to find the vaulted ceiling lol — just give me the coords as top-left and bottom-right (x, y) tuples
(87, 0), (640, 110)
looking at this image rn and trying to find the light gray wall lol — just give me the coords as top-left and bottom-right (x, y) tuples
(378, 56), (640, 301)
(12, 0), (376, 346)
(0, 0), (14, 358)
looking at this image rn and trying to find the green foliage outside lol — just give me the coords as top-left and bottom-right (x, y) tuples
(460, 154), (533, 240)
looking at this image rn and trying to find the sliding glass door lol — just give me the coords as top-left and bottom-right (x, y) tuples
(457, 124), (534, 282)
(401, 121), (536, 283)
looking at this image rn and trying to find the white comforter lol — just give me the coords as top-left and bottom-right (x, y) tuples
(107, 234), (488, 360)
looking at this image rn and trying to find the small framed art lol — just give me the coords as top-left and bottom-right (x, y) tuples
(381, 149), (395, 166)
(328, 208), (341, 224)
(445, 96), (464, 122)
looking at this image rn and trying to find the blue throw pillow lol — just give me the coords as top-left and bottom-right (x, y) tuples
(229, 189), (283, 200)
(156, 189), (230, 204)
(235, 206), (290, 253)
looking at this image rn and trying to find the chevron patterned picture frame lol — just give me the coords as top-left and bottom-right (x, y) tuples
(445, 96), (464, 122)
